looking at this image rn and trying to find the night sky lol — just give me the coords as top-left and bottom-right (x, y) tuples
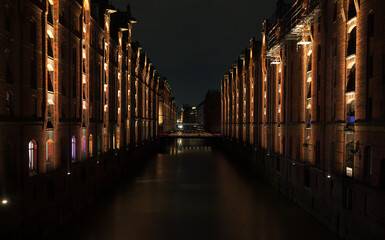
(110, 0), (276, 107)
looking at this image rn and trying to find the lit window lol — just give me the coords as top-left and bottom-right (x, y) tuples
(28, 140), (38, 174)
(71, 136), (76, 162)
(46, 139), (54, 164)
(89, 134), (93, 157)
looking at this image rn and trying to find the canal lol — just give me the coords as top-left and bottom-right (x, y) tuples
(56, 138), (339, 240)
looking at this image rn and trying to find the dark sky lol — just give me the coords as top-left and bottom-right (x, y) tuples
(110, 0), (276, 106)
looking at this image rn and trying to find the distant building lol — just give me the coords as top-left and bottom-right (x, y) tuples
(181, 104), (197, 124)
(203, 90), (221, 133)
(197, 102), (204, 125)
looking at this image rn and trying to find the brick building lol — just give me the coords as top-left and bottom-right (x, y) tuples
(221, 0), (385, 239)
(0, 0), (176, 238)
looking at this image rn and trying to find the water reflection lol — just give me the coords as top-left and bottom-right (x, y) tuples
(56, 138), (339, 240)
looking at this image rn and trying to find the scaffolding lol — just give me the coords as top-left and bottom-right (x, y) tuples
(266, 0), (322, 58)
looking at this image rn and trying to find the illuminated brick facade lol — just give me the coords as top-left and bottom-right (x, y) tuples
(222, 0), (385, 238)
(0, 0), (176, 238)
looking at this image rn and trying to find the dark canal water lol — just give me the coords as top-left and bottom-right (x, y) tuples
(57, 138), (339, 240)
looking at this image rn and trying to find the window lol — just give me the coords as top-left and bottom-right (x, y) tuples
(366, 97), (372, 121)
(47, 102), (54, 127)
(47, 1), (53, 24)
(368, 12), (375, 38)
(47, 68), (54, 92)
(348, 0), (357, 21)
(81, 136), (86, 159)
(5, 49), (13, 84)
(30, 20), (36, 46)
(71, 136), (76, 162)
(47, 32), (54, 58)
(346, 64), (356, 93)
(46, 139), (54, 165)
(6, 91), (14, 116)
(364, 146), (372, 180)
(347, 27), (356, 57)
(72, 47), (77, 65)
(30, 58), (37, 89)
(61, 71), (66, 96)
(28, 140), (38, 174)
(368, 55), (373, 78)
(4, 5), (10, 32)
(89, 134), (93, 157)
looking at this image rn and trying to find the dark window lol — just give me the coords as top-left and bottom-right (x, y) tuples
(47, 4), (53, 24)
(31, 58), (37, 89)
(61, 41), (66, 59)
(348, 0), (357, 20)
(318, 17), (321, 32)
(61, 71), (66, 96)
(368, 12), (374, 38)
(368, 55), (373, 78)
(343, 186), (353, 209)
(47, 35), (54, 58)
(73, 47), (77, 65)
(73, 75), (77, 97)
(30, 20), (36, 46)
(5, 49), (13, 84)
(346, 64), (356, 93)
(347, 27), (357, 56)
(364, 146), (372, 180)
(47, 70), (54, 92)
(4, 6), (11, 32)
(366, 97), (372, 120)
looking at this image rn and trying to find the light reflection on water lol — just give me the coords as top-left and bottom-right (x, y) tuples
(56, 138), (339, 240)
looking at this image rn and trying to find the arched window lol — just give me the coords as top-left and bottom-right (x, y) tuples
(28, 140), (38, 174)
(71, 136), (76, 162)
(46, 139), (54, 165)
(89, 134), (93, 157)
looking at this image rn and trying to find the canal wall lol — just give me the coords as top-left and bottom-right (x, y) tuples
(0, 140), (160, 240)
(221, 138), (385, 240)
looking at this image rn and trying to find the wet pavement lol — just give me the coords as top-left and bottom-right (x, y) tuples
(58, 138), (339, 240)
